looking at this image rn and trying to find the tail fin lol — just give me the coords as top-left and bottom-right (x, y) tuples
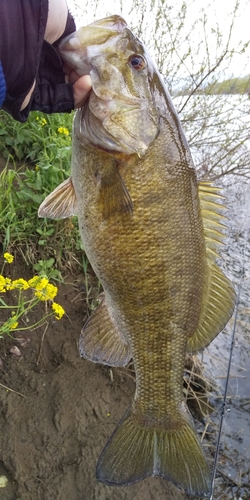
(96, 409), (211, 497)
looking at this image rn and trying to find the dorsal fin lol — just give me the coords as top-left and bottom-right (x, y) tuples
(198, 182), (227, 261)
(187, 182), (236, 352)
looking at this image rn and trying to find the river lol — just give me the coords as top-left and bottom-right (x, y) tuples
(200, 182), (250, 499)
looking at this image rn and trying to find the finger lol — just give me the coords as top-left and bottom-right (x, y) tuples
(73, 75), (92, 108)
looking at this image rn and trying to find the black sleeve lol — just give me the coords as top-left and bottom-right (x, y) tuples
(0, 0), (76, 122)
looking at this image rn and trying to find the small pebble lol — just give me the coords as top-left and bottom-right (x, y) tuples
(9, 345), (22, 358)
(0, 475), (8, 488)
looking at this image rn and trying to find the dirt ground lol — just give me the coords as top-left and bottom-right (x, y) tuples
(0, 258), (187, 500)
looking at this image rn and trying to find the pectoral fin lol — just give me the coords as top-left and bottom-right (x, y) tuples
(96, 163), (133, 219)
(187, 262), (236, 353)
(38, 177), (77, 219)
(79, 295), (131, 367)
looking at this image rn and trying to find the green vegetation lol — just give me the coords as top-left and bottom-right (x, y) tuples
(205, 75), (250, 95)
(175, 75), (250, 97)
(0, 108), (101, 338)
(0, 109), (84, 272)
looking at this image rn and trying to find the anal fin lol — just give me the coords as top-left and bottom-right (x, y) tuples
(79, 295), (131, 367)
(187, 262), (236, 353)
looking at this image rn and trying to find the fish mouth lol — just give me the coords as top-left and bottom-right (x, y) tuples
(86, 15), (127, 32)
(58, 15), (127, 76)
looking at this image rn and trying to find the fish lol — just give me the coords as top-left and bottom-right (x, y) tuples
(38, 15), (236, 497)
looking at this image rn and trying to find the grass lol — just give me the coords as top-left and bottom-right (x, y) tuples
(0, 109), (85, 273)
(0, 108), (100, 342)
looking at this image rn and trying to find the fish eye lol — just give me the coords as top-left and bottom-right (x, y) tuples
(129, 54), (146, 70)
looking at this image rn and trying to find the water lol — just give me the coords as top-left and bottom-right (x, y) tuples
(200, 183), (250, 499)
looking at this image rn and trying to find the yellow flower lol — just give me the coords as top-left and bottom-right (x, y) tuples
(4, 252), (14, 264)
(28, 276), (49, 290)
(5, 278), (14, 290)
(0, 275), (6, 292)
(28, 275), (42, 288)
(3, 315), (19, 331)
(57, 126), (69, 136)
(45, 284), (58, 299)
(28, 276), (57, 300)
(41, 118), (47, 126)
(12, 278), (30, 290)
(35, 283), (58, 301)
(34, 277), (49, 291)
(52, 302), (65, 319)
(10, 320), (18, 330)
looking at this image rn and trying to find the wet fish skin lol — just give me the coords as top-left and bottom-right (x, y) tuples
(38, 15), (236, 497)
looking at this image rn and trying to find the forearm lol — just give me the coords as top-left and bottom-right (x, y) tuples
(0, 0), (76, 121)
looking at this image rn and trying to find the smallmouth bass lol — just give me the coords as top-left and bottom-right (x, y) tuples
(38, 15), (236, 497)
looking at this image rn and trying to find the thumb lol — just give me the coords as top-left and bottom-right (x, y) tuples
(73, 75), (92, 108)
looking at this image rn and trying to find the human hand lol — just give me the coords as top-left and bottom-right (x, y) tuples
(20, 0), (91, 114)
(45, 0), (92, 109)
(73, 75), (92, 109)
(65, 71), (92, 108)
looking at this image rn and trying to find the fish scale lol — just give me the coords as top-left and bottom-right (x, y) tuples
(38, 14), (236, 497)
